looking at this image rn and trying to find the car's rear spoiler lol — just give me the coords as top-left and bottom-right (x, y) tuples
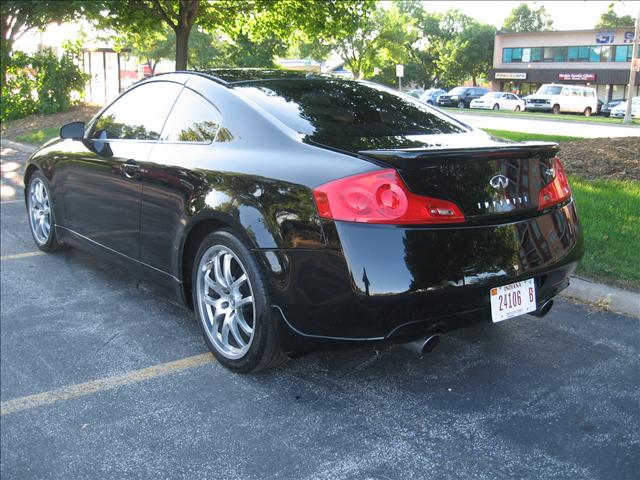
(357, 142), (560, 168)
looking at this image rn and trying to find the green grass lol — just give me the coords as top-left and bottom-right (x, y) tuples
(15, 126), (59, 145)
(442, 106), (640, 126)
(482, 129), (582, 143)
(570, 176), (640, 288)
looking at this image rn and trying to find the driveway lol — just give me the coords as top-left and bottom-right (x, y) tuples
(450, 111), (640, 138)
(1, 145), (639, 479)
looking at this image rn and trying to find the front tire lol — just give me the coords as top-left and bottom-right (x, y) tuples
(27, 172), (64, 252)
(192, 230), (286, 372)
(457, 100), (465, 109)
(492, 104), (499, 111)
(515, 105), (521, 112)
(552, 104), (561, 114)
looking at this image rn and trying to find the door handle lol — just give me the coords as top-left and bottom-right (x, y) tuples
(123, 159), (140, 179)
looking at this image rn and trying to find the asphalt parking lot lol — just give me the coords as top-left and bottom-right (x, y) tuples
(1, 146), (639, 479)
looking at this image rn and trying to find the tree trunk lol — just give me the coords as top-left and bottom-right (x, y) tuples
(472, 75), (477, 86)
(175, 26), (189, 70)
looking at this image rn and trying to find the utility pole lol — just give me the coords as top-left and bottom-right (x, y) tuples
(623, 8), (640, 124)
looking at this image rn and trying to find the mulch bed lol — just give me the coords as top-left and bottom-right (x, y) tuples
(558, 137), (640, 182)
(1, 105), (101, 140)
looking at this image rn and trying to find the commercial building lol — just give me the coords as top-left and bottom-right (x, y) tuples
(489, 28), (639, 102)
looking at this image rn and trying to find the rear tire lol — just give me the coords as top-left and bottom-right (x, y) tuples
(492, 104), (499, 111)
(515, 105), (521, 112)
(552, 104), (560, 114)
(192, 229), (287, 373)
(457, 100), (465, 109)
(26, 171), (64, 252)
(583, 107), (592, 117)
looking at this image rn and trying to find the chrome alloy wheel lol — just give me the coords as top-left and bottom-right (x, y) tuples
(196, 245), (255, 359)
(28, 178), (51, 245)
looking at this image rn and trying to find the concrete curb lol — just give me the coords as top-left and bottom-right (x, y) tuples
(561, 277), (639, 319)
(1, 139), (36, 153)
(2, 140), (638, 318)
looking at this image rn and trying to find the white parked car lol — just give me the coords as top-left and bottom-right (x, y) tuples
(470, 92), (525, 111)
(609, 97), (640, 119)
(525, 84), (598, 116)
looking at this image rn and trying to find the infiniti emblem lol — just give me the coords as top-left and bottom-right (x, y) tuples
(489, 174), (509, 189)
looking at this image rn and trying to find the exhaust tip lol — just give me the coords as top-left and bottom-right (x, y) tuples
(401, 334), (441, 356)
(531, 299), (554, 318)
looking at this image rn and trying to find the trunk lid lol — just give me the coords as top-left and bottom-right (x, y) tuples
(310, 133), (560, 223)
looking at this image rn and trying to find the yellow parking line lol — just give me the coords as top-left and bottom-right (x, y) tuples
(0, 353), (215, 416)
(0, 251), (45, 261)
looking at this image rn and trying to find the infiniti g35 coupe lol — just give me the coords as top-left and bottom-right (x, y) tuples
(24, 69), (584, 372)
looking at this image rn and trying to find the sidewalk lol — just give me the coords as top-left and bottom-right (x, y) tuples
(2, 138), (638, 319)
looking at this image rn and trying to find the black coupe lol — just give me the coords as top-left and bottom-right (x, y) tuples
(24, 70), (583, 372)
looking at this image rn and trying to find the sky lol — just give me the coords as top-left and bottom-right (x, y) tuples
(425, 0), (639, 31)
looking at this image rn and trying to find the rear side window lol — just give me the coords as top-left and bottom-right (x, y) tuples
(235, 79), (466, 137)
(91, 82), (181, 140)
(161, 88), (221, 143)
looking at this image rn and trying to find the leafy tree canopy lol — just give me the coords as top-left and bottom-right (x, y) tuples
(501, 3), (553, 32)
(595, 3), (636, 28)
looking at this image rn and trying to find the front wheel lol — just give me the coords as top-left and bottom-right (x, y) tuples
(552, 104), (561, 114)
(492, 104), (499, 111)
(515, 105), (521, 112)
(27, 172), (64, 251)
(457, 100), (466, 109)
(192, 230), (287, 372)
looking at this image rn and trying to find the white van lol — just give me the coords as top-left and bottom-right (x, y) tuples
(525, 84), (598, 116)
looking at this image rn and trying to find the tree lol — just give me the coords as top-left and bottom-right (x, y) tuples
(501, 3), (553, 32)
(1, 0), (98, 83)
(438, 21), (495, 86)
(113, 25), (175, 75)
(95, 0), (247, 70)
(595, 3), (635, 28)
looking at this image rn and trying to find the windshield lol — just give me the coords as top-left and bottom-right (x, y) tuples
(235, 79), (468, 138)
(448, 87), (468, 95)
(537, 85), (563, 95)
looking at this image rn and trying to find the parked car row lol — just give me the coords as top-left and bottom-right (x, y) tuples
(412, 83), (629, 118)
(609, 97), (640, 119)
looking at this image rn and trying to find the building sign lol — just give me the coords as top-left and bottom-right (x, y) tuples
(558, 73), (596, 81)
(495, 72), (527, 80)
(596, 32), (615, 44)
(596, 31), (635, 44)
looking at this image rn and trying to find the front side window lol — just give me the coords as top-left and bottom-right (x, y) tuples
(160, 88), (222, 143)
(91, 82), (181, 140)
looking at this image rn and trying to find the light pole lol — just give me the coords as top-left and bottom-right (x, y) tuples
(623, 8), (640, 124)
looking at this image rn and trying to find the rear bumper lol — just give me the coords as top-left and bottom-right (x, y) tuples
(259, 201), (583, 346)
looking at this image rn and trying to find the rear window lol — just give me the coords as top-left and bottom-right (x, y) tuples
(234, 79), (466, 137)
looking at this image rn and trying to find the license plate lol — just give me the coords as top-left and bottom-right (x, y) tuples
(490, 279), (536, 322)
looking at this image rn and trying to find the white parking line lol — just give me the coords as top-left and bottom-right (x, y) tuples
(0, 353), (215, 416)
(0, 251), (45, 261)
(0, 199), (23, 204)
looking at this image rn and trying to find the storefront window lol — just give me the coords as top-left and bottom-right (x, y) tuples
(543, 47), (554, 62)
(554, 47), (567, 62)
(511, 48), (522, 62)
(578, 47), (590, 61)
(568, 47), (578, 61)
(589, 46), (601, 62)
(600, 46), (612, 62)
(614, 45), (631, 62)
(503, 49), (512, 63)
(530, 48), (542, 62)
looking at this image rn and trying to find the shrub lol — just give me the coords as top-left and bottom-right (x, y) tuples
(1, 48), (88, 122)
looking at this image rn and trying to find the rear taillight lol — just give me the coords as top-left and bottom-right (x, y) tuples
(538, 158), (572, 211)
(313, 169), (465, 224)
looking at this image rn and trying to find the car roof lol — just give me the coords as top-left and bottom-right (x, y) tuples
(192, 68), (315, 84)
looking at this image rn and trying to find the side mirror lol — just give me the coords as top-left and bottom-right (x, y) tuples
(60, 121), (85, 140)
